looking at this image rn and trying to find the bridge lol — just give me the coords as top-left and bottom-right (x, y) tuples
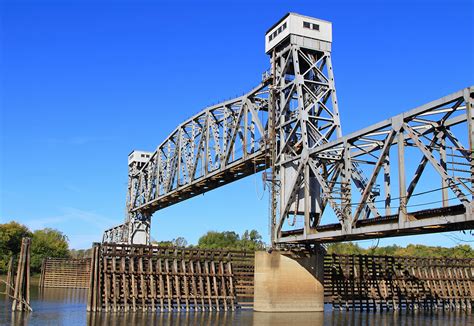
(103, 13), (473, 247)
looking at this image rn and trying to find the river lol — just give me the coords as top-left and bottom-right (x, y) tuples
(1, 286), (472, 325)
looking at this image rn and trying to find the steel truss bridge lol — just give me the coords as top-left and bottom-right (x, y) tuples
(103, 14), (473, 246)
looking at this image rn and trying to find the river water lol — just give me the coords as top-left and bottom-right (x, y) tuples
(1, 286), (472, 325)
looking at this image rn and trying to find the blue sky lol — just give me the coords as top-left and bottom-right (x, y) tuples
(1, 0), (473, 249)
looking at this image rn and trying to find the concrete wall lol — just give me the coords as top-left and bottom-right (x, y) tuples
(253, 250), (325, 312)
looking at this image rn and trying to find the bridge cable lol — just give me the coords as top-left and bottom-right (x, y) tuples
(254, 160), (265, 201)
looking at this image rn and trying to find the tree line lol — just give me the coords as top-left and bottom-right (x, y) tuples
(1, 220), (472, 275)
(152, 230), (266, 251)
(325, 242), (474, 259)
(0, 221), (267, 274)
(0, 221), (69, 274)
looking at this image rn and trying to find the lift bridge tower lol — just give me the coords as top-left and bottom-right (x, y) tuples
(265, 14), (342, 246)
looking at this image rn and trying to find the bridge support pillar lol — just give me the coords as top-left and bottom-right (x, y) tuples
(253, 249), (325, 312)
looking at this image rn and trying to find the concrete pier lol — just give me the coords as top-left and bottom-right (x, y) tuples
(253, 249), (325, 312)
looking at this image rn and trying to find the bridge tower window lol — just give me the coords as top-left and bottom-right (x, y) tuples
(303, 21), (320, 31)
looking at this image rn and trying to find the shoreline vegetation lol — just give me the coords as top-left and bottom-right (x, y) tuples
(1, 221), (473, 275)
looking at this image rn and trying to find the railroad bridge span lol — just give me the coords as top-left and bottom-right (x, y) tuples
(103, 13), (473, 247)
(97, 12), (473, 313)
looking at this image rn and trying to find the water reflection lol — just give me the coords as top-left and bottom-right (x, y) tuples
(0, 286), (472, 326)
(9, 312), (31, 326)
(87, 311), (253, 326)
(327, 310), (473, 326)
(253, 312), (324, 325)
(39, 287), (87, 303)
(85, 310), (473, 326)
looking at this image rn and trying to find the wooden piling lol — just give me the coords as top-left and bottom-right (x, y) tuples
(87, 243), (101, 312)
(11, 237), (31, 312)
(5, 256), (14, 297)
(40, 258), (90, 289)
(324, 254), (474, 311)
(86, 243), (251, 312)
(86, 248), (473, 312)
(156, 258), (164, 311)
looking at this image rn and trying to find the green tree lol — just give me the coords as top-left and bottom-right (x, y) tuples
(326, 242), (364, 255)
(173, 237), (188, 247)
(198, 231), (240, 249)
(151, 240), (174, 247)
(69, 248), (92, 259)
(0, 221), (32, 273)
(325, 242), (474, 259)
(371, 244), (402, 256)
(151, 237), (188, 247)
(197, 230), (265, 250)
(239, 230), (265, 251)
(30, 228), (69, 273)
(450, 244), (474, 258)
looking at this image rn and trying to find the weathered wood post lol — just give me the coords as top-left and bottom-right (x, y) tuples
(85, 244), (249, 312)
(5, 256), (14, 296)
(87, 243), (101, 312)
(38, 258), (46, 289)
(11, 237), (32, 312)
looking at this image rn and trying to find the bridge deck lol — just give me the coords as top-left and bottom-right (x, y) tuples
(280, 205), (473, 243)
(134, 152), (266, 213)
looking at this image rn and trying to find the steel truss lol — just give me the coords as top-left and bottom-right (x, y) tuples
(104, 82), (271, 244)
(277, 87), (474, 243)
(268, 36), (342, 246)
(103, 30), (473, 245)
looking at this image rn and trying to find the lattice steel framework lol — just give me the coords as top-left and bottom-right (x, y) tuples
(104, 82), (271, 244)
(277, 87), (474, 243)
(268, 34), (342, 246)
